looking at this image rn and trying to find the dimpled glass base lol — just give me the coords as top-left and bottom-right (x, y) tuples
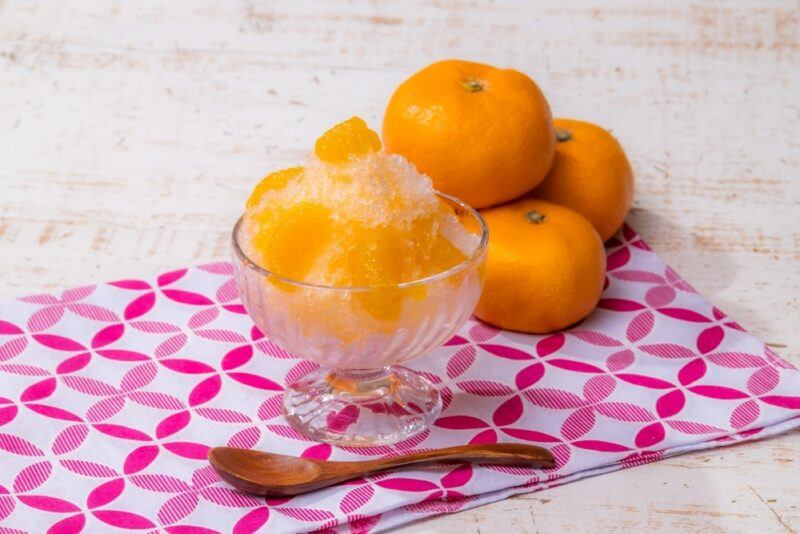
(282, 366), (441, 446)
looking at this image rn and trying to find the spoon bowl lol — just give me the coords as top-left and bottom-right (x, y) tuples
(209, 443), (555, 496)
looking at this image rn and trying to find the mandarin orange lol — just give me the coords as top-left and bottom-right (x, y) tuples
(475, 198), (605, 333)
(532, 118), (634, 241)
(382, 60), (555, 209)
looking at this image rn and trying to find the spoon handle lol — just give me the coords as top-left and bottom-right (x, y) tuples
(362, 443), (555, 472)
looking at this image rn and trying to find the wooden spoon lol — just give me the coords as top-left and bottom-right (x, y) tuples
(209, 443), (555, 496)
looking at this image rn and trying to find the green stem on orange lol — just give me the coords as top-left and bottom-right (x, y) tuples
(525, 210), (546, 224)
(555, 129), (572, 142)
(461, 78), (486, 93)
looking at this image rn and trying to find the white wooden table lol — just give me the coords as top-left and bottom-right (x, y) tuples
(1, 1), (798, 531)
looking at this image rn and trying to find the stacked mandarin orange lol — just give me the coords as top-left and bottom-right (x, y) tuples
(244, 59), (633, 335)
(384, 60), (633, 333)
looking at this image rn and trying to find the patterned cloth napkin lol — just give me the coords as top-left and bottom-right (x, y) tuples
(1, 224), (799, 534)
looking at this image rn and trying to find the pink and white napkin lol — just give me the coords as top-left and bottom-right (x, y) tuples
(1, 224), (799, 533)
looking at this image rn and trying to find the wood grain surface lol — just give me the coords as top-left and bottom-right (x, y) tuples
(1, 1), (798, 532)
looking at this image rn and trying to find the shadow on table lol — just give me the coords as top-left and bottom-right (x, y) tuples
(626, 207), (770, 333)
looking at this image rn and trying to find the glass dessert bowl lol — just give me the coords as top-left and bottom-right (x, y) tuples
(232, 193), (486, 446)
(232, 116), (489, 445)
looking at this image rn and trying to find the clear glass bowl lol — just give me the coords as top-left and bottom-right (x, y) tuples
(231, 193), (488, 446)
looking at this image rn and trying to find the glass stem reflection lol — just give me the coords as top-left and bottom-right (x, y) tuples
(327, 367), (393, 395)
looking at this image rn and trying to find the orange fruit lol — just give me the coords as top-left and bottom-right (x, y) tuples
(382, 59), (555, 209)
(475, 198), (605, 333)
(532, 118), (634, 241)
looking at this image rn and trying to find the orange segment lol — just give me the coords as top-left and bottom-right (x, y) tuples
(246, 167), (303, 208)
(345, 224), (408, 286)
(314, 116), (382, 164)
(429, 232), (468, 273)
(251, 202), (333, 281)
(330, 217), (466, 321)
(334, 217), (454, 287)
(355, 285), (427, 323)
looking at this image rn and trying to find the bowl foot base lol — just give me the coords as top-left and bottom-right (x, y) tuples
(282, 366), (441, 447)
